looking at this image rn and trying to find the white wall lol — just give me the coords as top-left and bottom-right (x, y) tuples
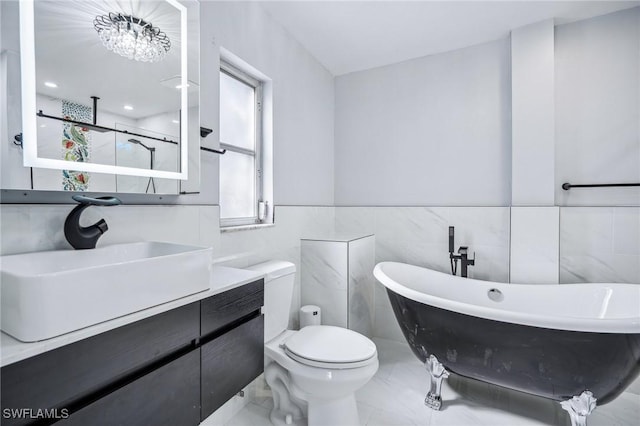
(194, 1), (335, 206)
(555, 7), (640, 206)
(334, 38), (511, 206)
(561, 207), (640, 284)
(511, 20), (555, 206)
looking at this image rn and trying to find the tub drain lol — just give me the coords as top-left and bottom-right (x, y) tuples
(487, 288), (504, 302)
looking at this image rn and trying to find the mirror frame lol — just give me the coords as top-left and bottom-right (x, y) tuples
(18, 0), (189, 180)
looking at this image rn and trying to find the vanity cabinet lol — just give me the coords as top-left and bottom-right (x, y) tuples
(64, 350), (201, 426)
(201, 280), (264, 336)
(1, 303), (200, 426)
(0, 279), (265, 426)
(200, 280), (265, 420)
(201, 315), (264, 419)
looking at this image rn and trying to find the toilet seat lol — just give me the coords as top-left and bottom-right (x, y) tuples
(283, 325), (377, 369)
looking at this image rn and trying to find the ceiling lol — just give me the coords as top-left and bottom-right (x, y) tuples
(260, 0), (640, 76)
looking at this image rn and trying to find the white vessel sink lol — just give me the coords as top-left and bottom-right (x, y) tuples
(0, 242), (212, 342)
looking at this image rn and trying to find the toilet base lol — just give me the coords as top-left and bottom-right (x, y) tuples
(307, 394), (359, 426)
(265, 362), (307, 426)
(265, 358), (369, 426)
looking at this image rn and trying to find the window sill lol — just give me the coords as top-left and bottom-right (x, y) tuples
(220, 223), (275, 233)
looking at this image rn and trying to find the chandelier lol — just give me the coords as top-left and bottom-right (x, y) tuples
(94, 13), (171, 63)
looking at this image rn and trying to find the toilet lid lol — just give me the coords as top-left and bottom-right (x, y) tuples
(283, 325), (377, 366)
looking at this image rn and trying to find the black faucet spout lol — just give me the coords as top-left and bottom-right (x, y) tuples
(457, 246), (475, 278)
(447, 227), (475, 278)
(64, 195), (120, 249)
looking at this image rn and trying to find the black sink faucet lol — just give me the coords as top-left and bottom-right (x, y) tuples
(448, 226), (475, 278)
(64, 195), (121, 249)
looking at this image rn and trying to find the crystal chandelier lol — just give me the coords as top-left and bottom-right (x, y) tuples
(94, 13), (171, 63)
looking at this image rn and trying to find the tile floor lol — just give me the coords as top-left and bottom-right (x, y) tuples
(226, 338), (640, 426)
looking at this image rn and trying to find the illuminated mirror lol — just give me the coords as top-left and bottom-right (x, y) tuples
(2, 0), (198, 194)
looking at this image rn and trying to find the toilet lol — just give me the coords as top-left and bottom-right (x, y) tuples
(247, 260), (379, 426)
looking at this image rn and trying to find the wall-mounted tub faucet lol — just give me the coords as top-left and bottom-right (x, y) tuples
(64, 195), (121, 249)
(448, 226), (475, 278)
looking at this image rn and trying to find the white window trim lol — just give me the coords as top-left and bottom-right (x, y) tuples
(219, 61), (265, 228)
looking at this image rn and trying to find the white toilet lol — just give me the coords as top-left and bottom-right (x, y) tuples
(247, 260), (379, 426)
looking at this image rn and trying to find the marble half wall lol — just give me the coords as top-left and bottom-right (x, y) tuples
(300, 234), (375, 337)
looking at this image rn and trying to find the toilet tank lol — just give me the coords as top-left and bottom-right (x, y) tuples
(246, 260), (296, 342)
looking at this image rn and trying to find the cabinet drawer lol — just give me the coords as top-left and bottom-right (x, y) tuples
(1, 302), (199, 426)
(201, 315), (264, 420)
(63, 349), (200, 426)
(201, 280), (264, 337)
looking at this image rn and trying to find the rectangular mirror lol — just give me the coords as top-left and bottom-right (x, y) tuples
(1, 0), (200, 195)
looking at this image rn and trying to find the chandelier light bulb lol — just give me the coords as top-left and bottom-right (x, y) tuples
(94, 13), (171, 63)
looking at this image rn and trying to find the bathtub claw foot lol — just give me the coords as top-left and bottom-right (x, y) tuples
(424, 354), (450, 411)
(560, 391), (597, 426)
(425, 392), (443, 410)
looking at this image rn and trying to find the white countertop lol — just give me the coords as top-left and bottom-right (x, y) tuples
(0, 266), (265, 367)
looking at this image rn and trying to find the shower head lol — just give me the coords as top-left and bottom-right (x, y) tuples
(127, 138), (154, 151)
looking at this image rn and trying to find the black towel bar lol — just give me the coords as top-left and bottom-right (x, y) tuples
(562, 182), (640, 190)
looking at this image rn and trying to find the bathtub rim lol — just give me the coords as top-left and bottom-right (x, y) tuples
(374, 261), (640, 333)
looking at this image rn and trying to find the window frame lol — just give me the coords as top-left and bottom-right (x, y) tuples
(219, 60), (264, 228)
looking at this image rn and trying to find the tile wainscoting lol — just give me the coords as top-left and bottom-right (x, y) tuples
(1, 203), (637, 339)
(560, 207), (640, 284)
(335, 206), (512, 342)
(1, 203), (638, 399)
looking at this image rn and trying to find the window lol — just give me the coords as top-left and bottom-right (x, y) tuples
(219, 61), (265, 227)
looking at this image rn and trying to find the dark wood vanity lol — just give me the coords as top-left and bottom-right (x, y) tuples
(0, 279), (265, 426)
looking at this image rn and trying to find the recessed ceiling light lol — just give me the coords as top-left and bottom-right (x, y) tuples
(124, 105), (134, 111)
(172, 119), (179, 124)
(160, 76), (199, 90)
(44, 81), (57, 88)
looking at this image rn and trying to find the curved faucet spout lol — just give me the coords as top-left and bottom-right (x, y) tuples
(64, 196), (121, 249)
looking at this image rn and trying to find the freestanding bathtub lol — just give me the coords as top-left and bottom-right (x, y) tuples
(373, 261), (640, 426)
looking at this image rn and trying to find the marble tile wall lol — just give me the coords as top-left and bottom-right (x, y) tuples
(0, 204), (216, 254)
(560, 207), (640, 284)
(510, 207), (559, 284)
(334, 207), (512, 341)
